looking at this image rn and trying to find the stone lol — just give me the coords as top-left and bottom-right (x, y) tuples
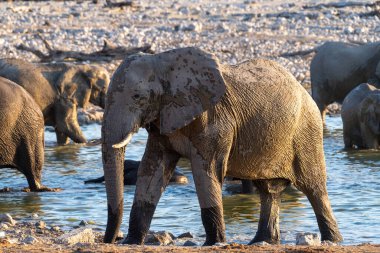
(0, 231), (5, 238)
(344, 26), (354, 34)
(251, 241), (270, 245)
(0, 223), (8, 230)
(22, 236), (39, 244)
(31, 213), (39, 219)
(79, 220), (88, 226)
(0, 214), (15, 226)
(51, 226), (61, 232)
(177, 232), (193, 239)
(35, 221), (46, 229)
(183, 240), (197, 246)
(144, 231), (174, 246)
(57, 227), (95, 245)
(296, 232), (321, 246)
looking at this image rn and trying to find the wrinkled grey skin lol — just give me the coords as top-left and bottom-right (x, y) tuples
(311, 41), (380, 121)
(342, 83), (380, 149)
(102, 47), (342, 245)
(0, 77), (46, 191)
(0, 58), (109, 145)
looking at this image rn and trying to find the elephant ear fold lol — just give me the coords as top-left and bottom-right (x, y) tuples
(157, 47), (227, 135)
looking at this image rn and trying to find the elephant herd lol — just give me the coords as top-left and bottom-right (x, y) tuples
(0, 40), (379, 246)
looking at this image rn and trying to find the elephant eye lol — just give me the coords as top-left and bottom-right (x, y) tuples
(133, 94), (140, 99)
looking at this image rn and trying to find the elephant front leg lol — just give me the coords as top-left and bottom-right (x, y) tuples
(192, 156), (226, 246)
(249, 179), (289, 245)
(124, 134), (180, 245)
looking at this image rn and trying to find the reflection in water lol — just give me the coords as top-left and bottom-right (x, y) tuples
(0, 118), (379, 244)
(0, 192), (42, 215)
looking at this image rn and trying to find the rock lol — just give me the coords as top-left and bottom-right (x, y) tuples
(343, 26), (354, 34)
(251, 241), (270, 245)
(57, 227), (95, 245)
(296, 232), (321, 246)
(0, 223), (8, 230)
(0, 231), (5, 238)
(177, 232), (193, 239)
(22, 236), (39, 244)
(144, 231), (174, 246)
(50, 226), (61, 232)
(116, 230), (124, 240)
(183, 240), (197, 246)
(214, 242), (228, 246)
(35, 221), (46, 229)
(0, 214), (15, 226)
(176, 23), (202, 32)
(31, 213), (39, 219)
(79, 220), (88, 226)
(322, 240), (337, 246)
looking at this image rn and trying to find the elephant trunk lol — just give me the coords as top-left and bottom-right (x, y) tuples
(55, 100), (87, 144)
(103, 144), (125, 243)
(102, 121), (135, 243)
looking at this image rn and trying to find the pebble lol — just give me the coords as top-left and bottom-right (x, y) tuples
(35, 221), (46, 229)
(177, 232), (193, 239)
(296, 232), (321, 246)
(22, 236), (39, 244)
(183, 240), (197, 246)
(144, 231), (174, 246)
(0, 214), (16, 226)
(57, 227), (95, 245)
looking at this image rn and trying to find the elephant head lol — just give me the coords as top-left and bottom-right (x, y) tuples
(359, 91), (380, 148)
(56, 64), (110, 109)
(102, 47), (226, 243)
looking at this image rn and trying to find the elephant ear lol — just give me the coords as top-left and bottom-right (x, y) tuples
(360, 97), (374, 123)
(56, 66), (91, 108)
(156, 47), (226, 134)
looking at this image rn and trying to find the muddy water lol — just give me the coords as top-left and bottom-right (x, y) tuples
(0, 115), (379, 245)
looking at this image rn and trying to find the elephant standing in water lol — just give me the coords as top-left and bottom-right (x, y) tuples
(311, 41), (380, 121)
(0, 77), (46, 191)
(0, 58), (109, 145)
(102, 47), (342, 245)
(342, 83), (380, 149)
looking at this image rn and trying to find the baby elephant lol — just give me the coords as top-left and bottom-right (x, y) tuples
(342, 83), (380, 149)
(0, 77), (46, 191)
(84, 160), (188, 185)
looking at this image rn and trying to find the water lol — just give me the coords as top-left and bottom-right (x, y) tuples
(0, 115), (379, 244)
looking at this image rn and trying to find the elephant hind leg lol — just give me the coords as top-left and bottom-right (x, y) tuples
(293, 155), (343, 242)
(248, 179), (289, 245)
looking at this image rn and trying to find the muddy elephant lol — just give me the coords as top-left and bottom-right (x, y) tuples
(310, 41), (380, 121)
(0, 77), (46, 191)
(102, 47), (342, 245)
(342, 83), (380, 149)
(0, 58), (109, 145)
(84, 159), (188, 185)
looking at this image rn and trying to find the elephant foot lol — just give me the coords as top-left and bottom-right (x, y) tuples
(122, 236), (144, 245)
(22, 186), (62, 192)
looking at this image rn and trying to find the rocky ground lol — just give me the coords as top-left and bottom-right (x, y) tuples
(1, 0), (380, 252)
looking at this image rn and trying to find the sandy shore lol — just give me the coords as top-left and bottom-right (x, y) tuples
(1, 0), (380, 251)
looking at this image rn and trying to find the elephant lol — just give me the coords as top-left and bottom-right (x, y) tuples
(310, 41), (380, 121)
(0, 77), (46, 191)
(102, 47), (342, 245)
(84, 159), (188, 185)
(0, 58), (110, 145)
(341, 83), (380, 149)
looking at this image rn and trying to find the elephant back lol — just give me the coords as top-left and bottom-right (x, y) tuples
(0, 58), (56, 117)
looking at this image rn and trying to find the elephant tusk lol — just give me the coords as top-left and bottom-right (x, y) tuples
(112, 133), (133, 149)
